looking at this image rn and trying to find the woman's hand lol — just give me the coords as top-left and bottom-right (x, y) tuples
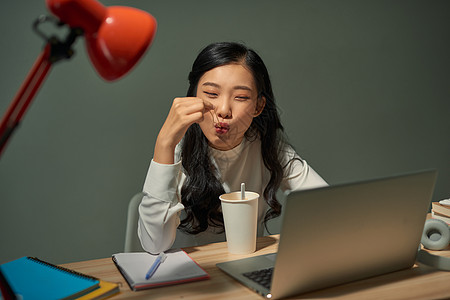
(153, 97), (213, 164)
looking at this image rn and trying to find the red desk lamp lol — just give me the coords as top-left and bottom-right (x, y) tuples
(0, 0), (157, 157)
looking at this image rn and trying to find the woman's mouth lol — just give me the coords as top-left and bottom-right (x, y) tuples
(215, 122), (229, 134)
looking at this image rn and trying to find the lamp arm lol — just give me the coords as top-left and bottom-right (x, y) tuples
(0, 44), (52, 156)
(0, 17), (82, 158)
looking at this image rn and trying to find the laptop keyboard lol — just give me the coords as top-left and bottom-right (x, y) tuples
(243, 267), (273, 290)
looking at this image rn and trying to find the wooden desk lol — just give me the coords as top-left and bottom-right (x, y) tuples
(62, 235), (450, 300)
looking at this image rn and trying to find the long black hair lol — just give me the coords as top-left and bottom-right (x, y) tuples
(179, 42), (287, 234)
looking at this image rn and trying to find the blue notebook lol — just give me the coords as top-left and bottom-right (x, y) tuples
(0, 256), (99, 300)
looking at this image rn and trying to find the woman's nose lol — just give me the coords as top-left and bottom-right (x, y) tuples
(216, 98), (231, 119)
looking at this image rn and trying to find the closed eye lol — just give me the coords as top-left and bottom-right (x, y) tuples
(235, 96), (250, 101)
(204, 91), (218, 98)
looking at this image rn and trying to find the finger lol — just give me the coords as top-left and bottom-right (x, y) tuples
(202, 100), (219, 123)
(202, 99), (214, 112)
(172, 98), (203, 115)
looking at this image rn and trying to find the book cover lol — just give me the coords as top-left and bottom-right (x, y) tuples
(432, 202), (450, 218)
(76, 280), (120, 300)
(0, 257), (99, 299)
(112, 249), (209, 291)
(432, 211), (450, 225)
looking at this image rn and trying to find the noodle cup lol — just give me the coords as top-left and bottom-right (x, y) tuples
(220, 191), (259, 254)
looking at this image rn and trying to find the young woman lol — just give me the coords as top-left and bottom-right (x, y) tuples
(138, 42), (327, 254)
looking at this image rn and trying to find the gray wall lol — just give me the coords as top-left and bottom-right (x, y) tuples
(1, 0), (449, 264)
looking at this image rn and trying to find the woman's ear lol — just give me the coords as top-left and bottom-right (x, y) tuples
(254, 96), (266, 117)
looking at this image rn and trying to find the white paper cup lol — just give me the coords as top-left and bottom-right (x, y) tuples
(220, 191), (259, 254)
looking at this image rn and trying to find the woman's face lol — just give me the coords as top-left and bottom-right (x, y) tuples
(197, 64), (265, 151)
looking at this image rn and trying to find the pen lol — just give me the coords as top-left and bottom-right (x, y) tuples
(145, 252), (167, 280)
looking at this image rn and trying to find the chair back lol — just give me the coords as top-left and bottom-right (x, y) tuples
(124, 192), (145, 252)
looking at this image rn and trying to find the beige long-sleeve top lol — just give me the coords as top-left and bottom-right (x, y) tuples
(138, 138), (327, 254)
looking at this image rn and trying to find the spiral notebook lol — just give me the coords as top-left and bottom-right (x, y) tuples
(112, 249), (209, 291)
(0, 256), (100, 299)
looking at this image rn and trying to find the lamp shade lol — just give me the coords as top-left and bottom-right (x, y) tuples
(46, 0), (157, 81)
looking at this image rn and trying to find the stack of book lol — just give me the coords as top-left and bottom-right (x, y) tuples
(431, 199), (450, 224)
(0, 256), (119, 300)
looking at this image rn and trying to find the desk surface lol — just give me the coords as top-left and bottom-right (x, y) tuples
(62, 235), (450, 300)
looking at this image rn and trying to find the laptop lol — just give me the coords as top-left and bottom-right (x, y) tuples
(216, 170), (437, 299)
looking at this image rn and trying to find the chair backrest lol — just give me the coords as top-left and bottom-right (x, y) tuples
(124, 192), (234, 252)
(124, 192), (145, 252)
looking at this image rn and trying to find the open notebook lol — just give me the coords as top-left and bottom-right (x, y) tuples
(112, 249), (209, 291)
